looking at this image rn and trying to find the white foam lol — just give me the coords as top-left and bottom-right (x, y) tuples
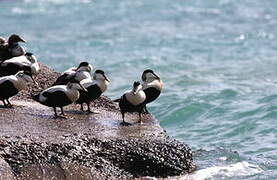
(181, 161), (263, 180)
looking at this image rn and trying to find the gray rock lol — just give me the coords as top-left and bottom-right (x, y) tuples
(0, 157), (14, 180)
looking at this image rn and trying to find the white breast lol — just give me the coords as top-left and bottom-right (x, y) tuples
(125, 90), (146, 106)
(95, 80), (109, 92)
(66, 88), (80, 102)
(14, 78), (28, 91)
(31, 63), (40, 74)
(81, 79), (96, 87)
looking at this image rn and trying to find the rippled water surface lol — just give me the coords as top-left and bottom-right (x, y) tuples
(1, 0), (277, 179)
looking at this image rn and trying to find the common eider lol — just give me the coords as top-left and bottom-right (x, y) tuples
(141, 69), (163, 113)
(0, 34), (26, 61)
(53, 61), (93, 85)
(0, 71), (36, 107)
(32, 79), (87, 118)
(0, 52), (39, 76)
(118, 81), (146, 126)
(76, 69), (110, 113)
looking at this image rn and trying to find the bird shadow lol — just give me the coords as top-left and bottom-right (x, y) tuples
(65, 110), (87, 115)
(65, 110), (100, 115)
(24, 113), (55, 120)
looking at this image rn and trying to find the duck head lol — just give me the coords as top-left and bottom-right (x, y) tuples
(76, 61), (93, 73)
(25, 52), (37, 63)
(16, 70), (37, 84)
(132, 81), (142, 95)
(8, 34), (26, 46)
(141, 69), (160, 82)
(93, 69), (110, 82)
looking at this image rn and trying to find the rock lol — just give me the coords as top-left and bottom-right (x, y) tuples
(0, 63), (196, 179)
(0, 157), (14, 180)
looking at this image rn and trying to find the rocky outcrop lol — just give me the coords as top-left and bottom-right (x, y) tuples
(0, 63), (196, 179)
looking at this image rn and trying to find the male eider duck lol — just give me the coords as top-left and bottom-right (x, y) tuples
(141, 69), (163, 113)
(76, 70), (110, 113)
(0, 71), (36, 107)
(118, 81), (146, 126)
(0, 52), (39, 76)
(32, 79), (87, 118)
(0, 34), (26, 61)
(53, 61), (93, 85)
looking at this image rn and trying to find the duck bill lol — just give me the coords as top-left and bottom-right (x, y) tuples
(153, 72), (160, 80)
(79, 83), (88, 92)
(133, 86), (141, 95)
(104, 75), (110, 82)
(18, 37), (26, 43)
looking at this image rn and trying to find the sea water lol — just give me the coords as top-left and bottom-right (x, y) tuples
(1, 0), (277, 179)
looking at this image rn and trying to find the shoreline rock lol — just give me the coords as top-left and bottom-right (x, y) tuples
(0, 63), (196, 179)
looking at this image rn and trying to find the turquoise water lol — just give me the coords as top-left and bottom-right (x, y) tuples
(1, 0), (277, 179)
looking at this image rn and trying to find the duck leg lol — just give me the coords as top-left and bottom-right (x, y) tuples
(60, 107), (66, 118)
(86, 102), (92, 113)
(142, 105), (149, 114)
(2, 100), (7, 107)
(120, 112), (131, 126)
(53, 107), (58, 118)
(86, 102), (96, 114)
(6, 99), (13, 107)
(138, 112), (143, 124)
(80, 103), (84, 112)
(2, 99), (12, 108)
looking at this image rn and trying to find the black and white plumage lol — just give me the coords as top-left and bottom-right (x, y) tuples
(118, 81), (146, 126)
(32, 79), (87, 118)
(141, 69), (163, 113)
(0, 52), (39, 76)
(0, 34), (26, 61)
(53, 61), (93, 85)
(76, 70), (110, 113)
(0, 71), (36, 107)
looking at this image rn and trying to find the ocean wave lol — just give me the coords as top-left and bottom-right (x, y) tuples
(142, 161), (262, 180)
(185, 161), (263, 180)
